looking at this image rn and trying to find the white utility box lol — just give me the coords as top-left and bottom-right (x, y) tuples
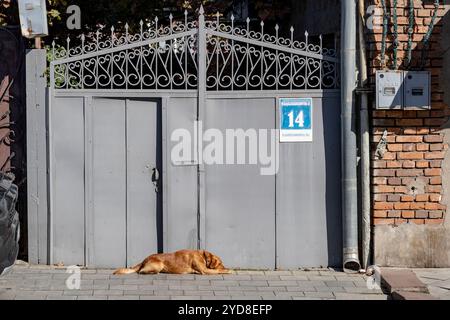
(18, 0), (48, 38)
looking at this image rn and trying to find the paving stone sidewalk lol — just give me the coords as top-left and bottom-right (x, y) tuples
(414, 269), (450, 300)
(0, 262), (387, 300)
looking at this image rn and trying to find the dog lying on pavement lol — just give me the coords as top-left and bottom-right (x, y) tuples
(113, 249), (232, 275)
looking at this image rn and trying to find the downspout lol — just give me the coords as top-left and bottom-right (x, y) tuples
(341, 0), (361, 272)
(358, 0), (371, 271)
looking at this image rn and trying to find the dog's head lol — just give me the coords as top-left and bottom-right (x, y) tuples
(204, 251), (226, 270)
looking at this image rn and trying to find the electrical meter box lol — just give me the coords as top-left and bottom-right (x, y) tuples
(376, 71), (403, 109)
(18, 0), (48, 38)
(403, 71), (431, 110)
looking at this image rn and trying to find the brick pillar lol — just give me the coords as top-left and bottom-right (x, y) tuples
(368, 0), (450, 227)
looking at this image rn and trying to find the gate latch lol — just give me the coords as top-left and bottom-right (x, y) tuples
(151, 167), (160, 193)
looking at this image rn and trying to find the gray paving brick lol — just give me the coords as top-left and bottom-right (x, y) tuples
(211, 280), (239, 286)
(315, 286), (346, 293)
(15, 294), (47, 300)
(251, 275), (281, 281)
(203, 295), (232, 300)
(138, 285), (169, 290)
(63, 290), (93, 296)
(108, 295), (139, 300)
(325, 281), (356, 287)
(228, 286), (261, 291)
(236, 271), (265, 275)
(169, 285), (198, 291)
(81, 274), (110, 280)
(77, 295), (108, 300)
(195, 275), (224, 280)
(238, 280), (268, 287)
(344, 287), (383, 294)
(47, 295), (77, 300)
(222, 275), (252, 280)
(267, 280), (298, 286)
(94, 279), (123, 286)
(199, 285), (227, 291)
(171, 296), (201, 300)
(274, 292), (305, 297)
(123, 279), (155, 285)
(140, 295), (171, 300)
(308, 275), (337, 281)
(243, 291), (275, 296)
(124, 290), (154, 295)
(265, 271), (293, 275)
(280, 275), (308, 281)
(109, 284), (139, 290)
(303, 292), (335, 298)
(184, 290), (215, 296)
(94, 289), (123, 296)
(257, 286), (286, 292)
(298, 280), (327, 287)
(152, 280), (182, 286)
(154, 290), (183, 296)
(180, 280), (211, 286)
(264, 296), (292, 300)
(230, 295), (263, 300)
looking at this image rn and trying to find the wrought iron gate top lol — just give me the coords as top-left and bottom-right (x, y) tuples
(50, 6), (339, 91)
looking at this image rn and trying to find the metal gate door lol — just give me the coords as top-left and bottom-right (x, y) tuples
(45, 6), (341, 268)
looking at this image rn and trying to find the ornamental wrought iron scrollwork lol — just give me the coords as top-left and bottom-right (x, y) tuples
(51, 7), (339, 91)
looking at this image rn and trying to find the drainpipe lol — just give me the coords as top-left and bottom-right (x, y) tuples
(358, 0), (371, 271)
(341, 0), (361, 273)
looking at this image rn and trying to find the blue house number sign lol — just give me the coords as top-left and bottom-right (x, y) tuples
(279, 98), (313, 142)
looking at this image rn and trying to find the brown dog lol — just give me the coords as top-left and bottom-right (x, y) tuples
(113, 250), (232, 275)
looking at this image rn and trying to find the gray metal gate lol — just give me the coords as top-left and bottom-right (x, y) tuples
(42, 7), (341, 269)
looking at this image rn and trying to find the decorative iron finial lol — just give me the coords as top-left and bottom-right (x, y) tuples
(199, 5), (204, 15)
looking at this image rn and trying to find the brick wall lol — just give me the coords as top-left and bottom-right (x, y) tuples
(368, 0), (450, 226)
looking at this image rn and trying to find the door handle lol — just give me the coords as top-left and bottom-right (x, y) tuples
(151, 167), (160, 193)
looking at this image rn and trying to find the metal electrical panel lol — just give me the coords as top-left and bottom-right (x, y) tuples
(404, 71), (431, 110)
(375, 70), (431, 110)
(18, 0), (49, 38)
(376, 71), (403, 109)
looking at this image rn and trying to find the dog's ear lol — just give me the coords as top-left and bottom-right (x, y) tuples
(203, 251), (213, 268)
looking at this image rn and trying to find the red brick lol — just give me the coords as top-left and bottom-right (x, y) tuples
(416, 144), (429, 151)
(429, 176), (442, 185)
(416, 194), (429, 202)
(396, 119), (424, 126)
(425, 203), (446, 210)
(387, 211), (401, 218)
(374, 218), (396, 225)
(373, 185), (396, 193)
(424, 135), (443, 143)
(396, 169), (423, 177)
(387, 194), (401, 202)
(396, 136), (423, 143)
(411, 202), (426, 210)
(402, 211), (415, 219)
(429, 194), (442, 202)
(373, 177), (388, 185)
(416, 161), (429, 168)
(427, 185), (443, 193)
(374, 202), (394, 210)
(429, 160), (442, 168)
(398, 152), (424, 160)
(430, 144), (445, 151)
(388, 144), (403, 152)
(373, 169), (396, 177)
(410, 219), (425, 225)
(394, 203), (411, 210)
(429, 211), (444, 219)
(425, 219), (444, 225)
(387, 161), (402, 168)
(401, 195), (415, 202)
(402, 161), (416, 168)
(424, 152), (445, 159)
(415, 211), (429, 219)
(373, 210), (388, 218)
(425, 168), (442, 176)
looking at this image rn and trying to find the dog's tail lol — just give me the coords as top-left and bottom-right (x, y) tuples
(113, 262), (143, 275)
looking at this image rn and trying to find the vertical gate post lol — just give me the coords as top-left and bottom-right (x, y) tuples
(197, 6), (207, 249)
(26, 49), (48, 264)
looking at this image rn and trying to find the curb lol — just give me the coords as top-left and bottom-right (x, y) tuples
(380, 268), (438, 300)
